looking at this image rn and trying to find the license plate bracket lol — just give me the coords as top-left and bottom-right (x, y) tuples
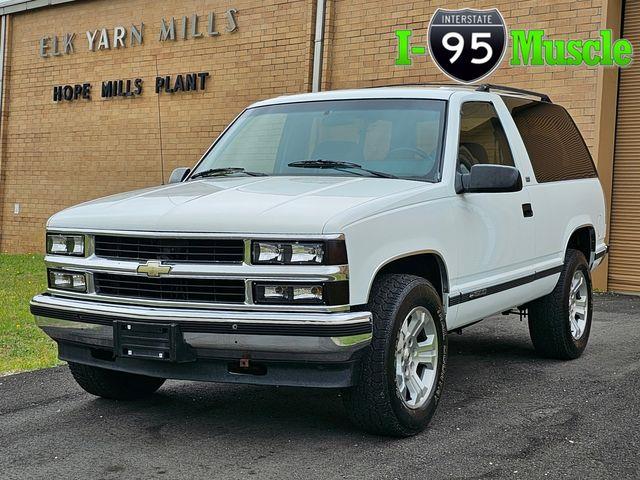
(113, 321), (196, 363)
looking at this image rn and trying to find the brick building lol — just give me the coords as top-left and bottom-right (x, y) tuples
(0, 0), (636, 292)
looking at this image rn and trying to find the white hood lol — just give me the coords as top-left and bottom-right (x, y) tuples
(48, 176), (437, 234)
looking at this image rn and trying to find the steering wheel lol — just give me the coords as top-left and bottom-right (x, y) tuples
(457, 145), (476, 175)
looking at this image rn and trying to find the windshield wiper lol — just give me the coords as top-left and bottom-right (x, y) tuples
(190, 167), (268, 180)
(287, 159), (398, 179)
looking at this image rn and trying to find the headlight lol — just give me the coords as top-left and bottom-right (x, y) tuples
(253, 281), (348, 306)
(251, 240), (347, 265)
(46, 234), (85, 256)
(48, 270), (87, 292)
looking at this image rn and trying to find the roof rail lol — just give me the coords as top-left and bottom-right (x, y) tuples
(365, 82), (475, 90)
(475, 84), (552, 103)
(363, 82), (552, 103)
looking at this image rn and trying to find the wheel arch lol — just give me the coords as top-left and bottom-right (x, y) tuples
(366, 251), (450, 305)
(565, 224), (596, 266)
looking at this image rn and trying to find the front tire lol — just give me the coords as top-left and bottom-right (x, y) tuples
(528, 249), (593, 360)
(343, 274), (447, 437)
(68, 362), (166, 400)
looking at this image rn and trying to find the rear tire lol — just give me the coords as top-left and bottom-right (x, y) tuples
(528, 249), (593, 360)
(343, 274), (447, 437)
(68, 362), (165, 400)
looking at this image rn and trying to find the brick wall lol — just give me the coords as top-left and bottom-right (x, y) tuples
(0, 0), (605, 252)
(0, 0), (316, 252)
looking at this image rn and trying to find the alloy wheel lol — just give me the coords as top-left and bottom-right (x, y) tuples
(394, 306), (439, 409)
(569, 270), (589, 340)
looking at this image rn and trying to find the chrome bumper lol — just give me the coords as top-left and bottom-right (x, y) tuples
(31, 294), (372, 362)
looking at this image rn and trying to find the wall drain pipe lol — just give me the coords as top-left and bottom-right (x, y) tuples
(311, 0), (326, 92)
(0, 15), (7, 245)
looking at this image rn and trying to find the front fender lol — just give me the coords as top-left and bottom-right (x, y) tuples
(336, 197), (458, 307)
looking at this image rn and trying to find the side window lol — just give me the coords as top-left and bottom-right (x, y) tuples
(458, 102), (515, 175)
(503, 98), (597, 183)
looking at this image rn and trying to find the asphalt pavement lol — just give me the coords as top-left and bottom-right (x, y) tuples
(1, 293), (638, 479)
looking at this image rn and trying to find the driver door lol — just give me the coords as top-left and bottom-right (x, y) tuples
(449, 100), (535, 329)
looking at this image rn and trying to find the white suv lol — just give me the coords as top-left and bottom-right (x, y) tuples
(31, 84), (608, 437)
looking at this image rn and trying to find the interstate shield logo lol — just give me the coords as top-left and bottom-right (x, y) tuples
(428, 8), (507, 84)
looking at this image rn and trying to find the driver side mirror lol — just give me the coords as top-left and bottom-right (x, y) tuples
(457, 164), (522, 194)
(168, 167), (191, 184)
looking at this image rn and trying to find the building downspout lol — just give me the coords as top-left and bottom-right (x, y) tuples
(0, 15), (7, 248)
(0, 16), (6, 115)
(311, 0), (326, 92)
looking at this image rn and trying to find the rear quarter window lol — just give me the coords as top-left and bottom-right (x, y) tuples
(502, 98), (598, 183)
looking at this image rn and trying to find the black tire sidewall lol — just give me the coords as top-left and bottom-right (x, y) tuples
(561, 252), (593, 353)
(384, 280), (447, 432)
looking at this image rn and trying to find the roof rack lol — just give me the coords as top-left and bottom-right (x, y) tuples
(475, 84), (552, 103)
(367, 82), (474, 90)
(364, 83), (552, 103)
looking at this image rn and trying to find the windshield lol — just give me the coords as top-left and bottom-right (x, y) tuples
(191, 99), (447, 181)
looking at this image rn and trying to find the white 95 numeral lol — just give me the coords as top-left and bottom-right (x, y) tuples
(442, 32), (494, 65)
(442, 32), (464, 64)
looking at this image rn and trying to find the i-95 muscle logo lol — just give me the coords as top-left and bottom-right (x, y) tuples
(395, 7), (633, 83)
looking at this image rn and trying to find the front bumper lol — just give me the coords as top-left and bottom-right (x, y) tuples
(31, 294), (372, 387)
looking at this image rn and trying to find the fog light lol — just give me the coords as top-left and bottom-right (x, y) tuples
(262, 285), (289, 301)
(292, 285), (323, 301)
(255, 284), (324, 305)
(253, 281), (349, 306)
(48, 270), (87, 292)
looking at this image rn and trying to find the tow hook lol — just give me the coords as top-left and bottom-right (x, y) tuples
(228, 355), (267, 376)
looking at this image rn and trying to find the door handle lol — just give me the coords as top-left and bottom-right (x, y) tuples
(522, 203), (534, 218)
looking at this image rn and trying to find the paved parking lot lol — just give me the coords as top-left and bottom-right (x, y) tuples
(1, 293), (638, 480)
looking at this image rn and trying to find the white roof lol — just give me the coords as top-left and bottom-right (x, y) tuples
(249, 87), (465, 108)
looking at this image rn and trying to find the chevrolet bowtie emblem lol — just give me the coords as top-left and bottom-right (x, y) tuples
(137, 260), (172, 277)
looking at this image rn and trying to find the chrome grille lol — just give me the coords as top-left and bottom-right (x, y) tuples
(94, 235), (245, 264)
(93, 273), (246, 303)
